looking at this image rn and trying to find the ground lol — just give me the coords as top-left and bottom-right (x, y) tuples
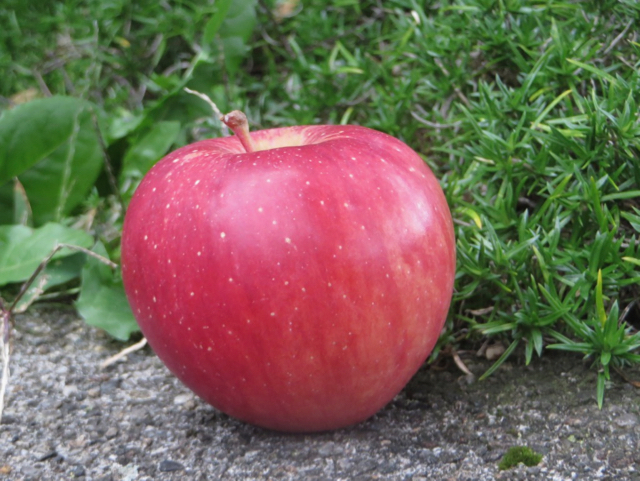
(1, 308), (639, 480)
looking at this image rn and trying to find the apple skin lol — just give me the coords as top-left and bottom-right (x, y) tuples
(121, 123), (455, 432)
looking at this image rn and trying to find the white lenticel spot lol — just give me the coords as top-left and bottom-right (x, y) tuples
(220, 232), (226, 238)
(195, 180), (200, 185)
(258, 207), (263, 212)
(228, 278), (233, 282)
(197, 251), (201, 256)
(285, 237), (291, 243)
(271, 312), (276, 317)
(190, 292), (195, 296)
(153, 296), (157, 302)
(144, 235), (148, 240)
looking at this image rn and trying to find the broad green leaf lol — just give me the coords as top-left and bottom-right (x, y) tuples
(13, 253), (86, 312)
(13, 178), (32, 226)
(0, 184), (11, 224)
(76, 241), (139, 341)
(202, 0), (257, 76)
(218, 1), (257, 75)
(0, 96), (104, 225)
(0, 223), (93, 286)
(107, 110), (145, 143)
(121, 120), (181, 178)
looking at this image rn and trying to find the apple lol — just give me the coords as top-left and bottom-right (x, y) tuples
(121, 111), (455, 432)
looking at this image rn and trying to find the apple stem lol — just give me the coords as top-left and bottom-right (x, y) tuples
(220, 110), (257, 153)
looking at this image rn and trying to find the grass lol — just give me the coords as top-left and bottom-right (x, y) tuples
(1, 0), (639, 407)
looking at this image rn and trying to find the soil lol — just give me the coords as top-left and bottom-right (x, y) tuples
(1, 308), (639, 480)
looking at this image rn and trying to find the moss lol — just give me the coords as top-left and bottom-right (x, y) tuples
(498, 446), (543, 471)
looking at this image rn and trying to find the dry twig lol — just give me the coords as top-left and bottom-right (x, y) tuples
(184, 88), (229, 136)
(101, 337), (148, 369)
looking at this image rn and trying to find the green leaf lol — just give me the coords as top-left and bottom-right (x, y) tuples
(106, 111), (145, 143)
(547, 342), (593, 354)
(524, 339), (533, 365)
(0, 97), (104, 225)
(12, 178), (32, 226)
(531, 328), (543, 357)
(204, 0), (257, 76)
(13, 253), (87, 312)
(567, 58), (617, 84)
(621, 208), (640, 233)
(479, 338), (520, 381)
(203, 0), (234, 44)
(596, 371), (606, 409)
(0, 223), (93, 286)
(75, 241), (139, 341)
(595, 269), (607, 327)
(121, 120), (181, 178)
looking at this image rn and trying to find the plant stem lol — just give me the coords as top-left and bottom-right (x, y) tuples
(220, 110), (257, 153)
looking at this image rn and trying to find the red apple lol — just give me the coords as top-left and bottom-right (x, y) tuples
(121, 111), (455, 432)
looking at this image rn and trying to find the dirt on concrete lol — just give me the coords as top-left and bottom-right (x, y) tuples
(1, 308), (639, 480)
